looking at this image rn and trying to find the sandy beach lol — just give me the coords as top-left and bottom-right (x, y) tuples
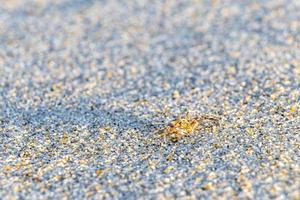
(0, 0), (299, 199)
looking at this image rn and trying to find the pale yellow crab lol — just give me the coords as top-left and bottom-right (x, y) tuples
(159, 112), (220, 142)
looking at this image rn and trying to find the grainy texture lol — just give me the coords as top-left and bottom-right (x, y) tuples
(0, 0), (300, 199)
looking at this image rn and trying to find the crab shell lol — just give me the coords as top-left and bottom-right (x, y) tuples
(164, 118), (200, 142)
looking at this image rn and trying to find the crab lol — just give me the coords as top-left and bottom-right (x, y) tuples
(158, 112), (220, 142)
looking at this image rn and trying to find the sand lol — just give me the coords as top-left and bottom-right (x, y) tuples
(0, 0), (299, 199)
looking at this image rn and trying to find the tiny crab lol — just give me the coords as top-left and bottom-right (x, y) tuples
(158, 112), (200, 142)
(158, 112), (221, 142)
